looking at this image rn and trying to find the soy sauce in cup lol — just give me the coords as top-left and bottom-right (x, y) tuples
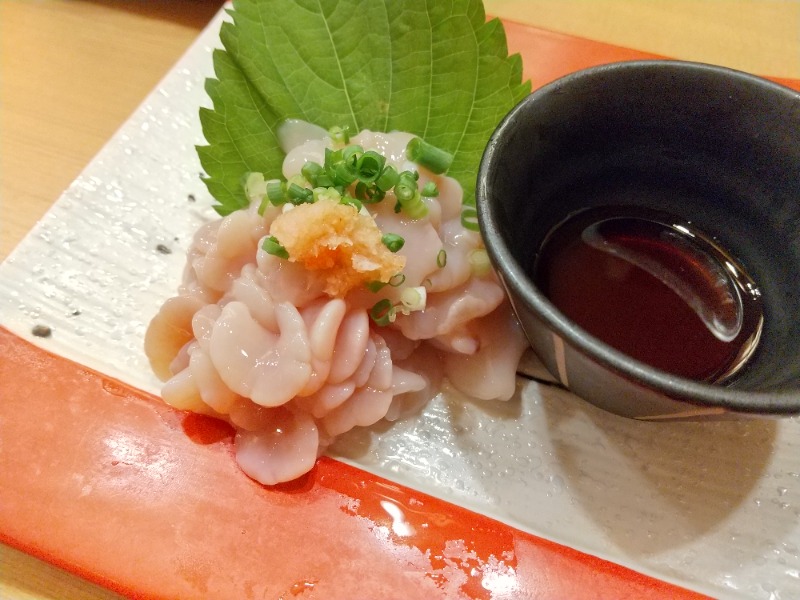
(533, 206), (764, 382)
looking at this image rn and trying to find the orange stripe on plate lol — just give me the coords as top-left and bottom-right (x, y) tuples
(0, 326), (705, 599)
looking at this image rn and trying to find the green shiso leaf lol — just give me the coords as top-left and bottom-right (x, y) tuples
(198, 0), (530, 216)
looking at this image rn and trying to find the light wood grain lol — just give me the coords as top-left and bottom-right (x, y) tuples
(488, 0), (800, 79)
(0, 544), (123, 600)
(0, 0), (225, 260)
(0, 1), (797, 597)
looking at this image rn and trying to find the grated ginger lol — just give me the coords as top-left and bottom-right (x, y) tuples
(269, 197), (405, 297)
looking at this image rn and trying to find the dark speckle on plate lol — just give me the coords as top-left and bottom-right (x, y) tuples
(32, 324), (52, 338)
(156, 244), (172, 255)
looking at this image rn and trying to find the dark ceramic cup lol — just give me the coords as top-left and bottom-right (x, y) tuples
(476, 60), (800, 419)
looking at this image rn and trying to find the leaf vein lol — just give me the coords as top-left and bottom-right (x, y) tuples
(315, 0), (358, 129)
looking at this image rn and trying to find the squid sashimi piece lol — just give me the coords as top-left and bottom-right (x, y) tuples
(234, 408), (320, 485)
(372, 202), (443, 288)
(145, 294), (206, 381)
(429, 172), (463, 222)
(323, 334), (394, 436)
(296, 330), (380, 418)
(282, 134), (328, 174)
(217, 206), (268, 257)
(229, 265), (278, 332)
(396, 277), (505, 342)
(378, 326), (420, 361)
(426, 218), (483, 293)
(427, 324), (482, 355)
(209, 301), (312, 406)
(298, 298), (347, 396)
(256, 251), (326, 308)
(327, 309), (371, 384)
(322, 386), (394, 437)
(389, 366), (428, 397)
(168, 341), (192, 375)
(294, 380), (357, 420)
(228, 398), (280, 432)
(443, 303), (529, 401)
(161, 361), (216, 416)
(190, 208), (262, 294)
(385, 343), (444, 421)
(351, 130), (415, 168)
(382, 366), (428, 423)
(192, 304), (221, 348)
(189, 348), (240, 414)
(347, 336), (380, 388)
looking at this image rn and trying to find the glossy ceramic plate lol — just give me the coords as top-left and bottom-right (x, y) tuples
(2, 7), (799, 599)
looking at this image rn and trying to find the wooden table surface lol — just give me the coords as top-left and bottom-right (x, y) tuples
(0, 1), (797, 598)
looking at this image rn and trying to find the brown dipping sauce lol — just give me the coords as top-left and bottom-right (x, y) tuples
(533, 207), (763, 382)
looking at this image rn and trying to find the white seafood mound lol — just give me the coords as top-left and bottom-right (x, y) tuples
(145, 127), (528, 485)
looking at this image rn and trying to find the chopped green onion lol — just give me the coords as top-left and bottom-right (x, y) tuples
(381, 233), (405, 253)
(397, 170), (418, 191)
(342, 145), (364, 169)
(329, 125), (351, 145)
(332, 161), (357, 186)
(312, 187), (342, 203)
(399, 190), (428, 219)
(437, 249), (447, 268)
(287, 182), (313, 204)
(301, 161), (323, 186)
(395, 180), (416, 202)
(365, 280), (387, 293)
(354, 181), (368, 200)
(354, 181), (385, 203)
(260, 173), (283, 217)
(370, 298), (395, 326)
(244, 172), (267, 203)
(356, 151), (386, 184)
(461, 206), (480, 231)
(406, 137), (453, 174)
(400, 286), (427, 312)
(375, 165), (399, 191)
(340, 195), (363, 211)
(389, 273), (406, 287)
(262, 236), (289, 259)
(266, 180), (287, 205)
(287, 174), (308, 188)
(394, 170), (428, 218)
(315, 172), (335, 188)
(421, 181), (439, 197)
(469, 248), (492, 276)
(324, 146), (358, 186)
(324, 147), (343, 169)
(254, 138), (452, 222)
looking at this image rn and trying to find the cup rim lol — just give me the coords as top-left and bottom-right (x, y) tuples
(476, 59), (800, 415)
